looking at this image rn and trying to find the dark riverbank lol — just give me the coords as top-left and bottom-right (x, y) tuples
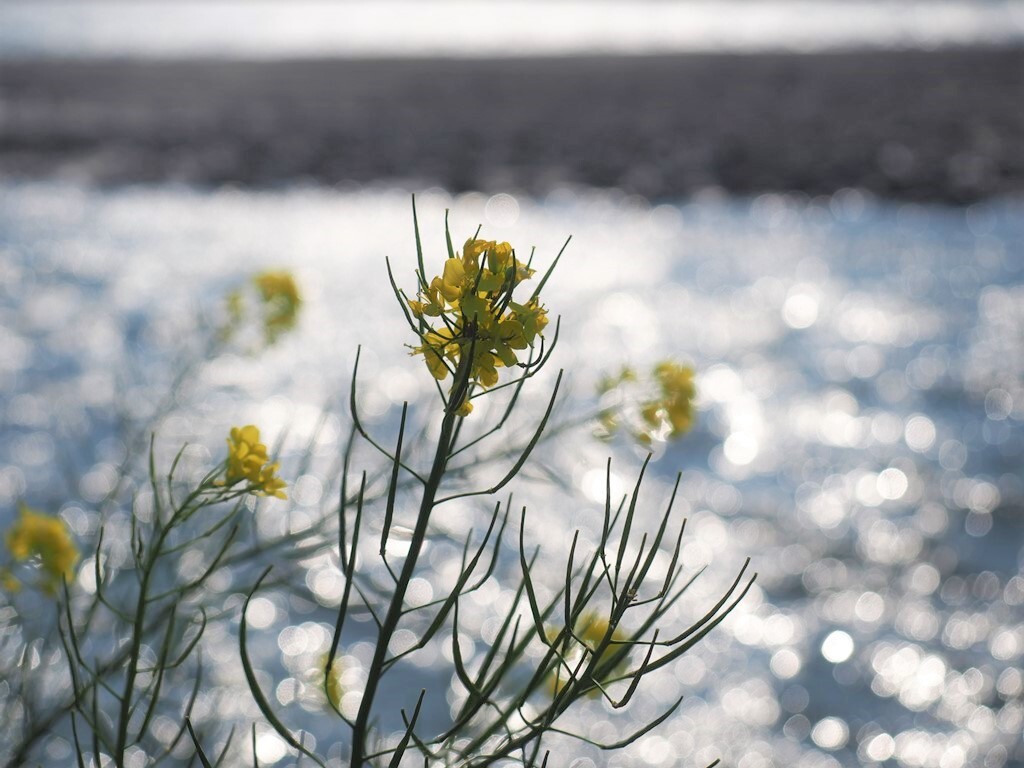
(1, 47), (1021, 202)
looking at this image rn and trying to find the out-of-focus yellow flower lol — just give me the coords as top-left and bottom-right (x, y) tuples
(653, 361), (696, 438)
(4, 502), (79, 594)
(409, 234), (549, 411)
(221, 288), (245, 340)
(546, 611), (631, 697)
(0, 567), (19, 593)
(221, 270), (303, 347)
(254, 270), (302, 343)
(223, 425), (287, 499)
(576, 612), (628, 657)
(315, 653), (345, 712)
(256, 463), (287, 499)
(596, 360), (696, 446)
(597, 366), (637, 396)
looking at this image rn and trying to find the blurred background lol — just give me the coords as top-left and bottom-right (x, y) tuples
(1, 2), (1023, 767)
(1, 0), (1023, 200)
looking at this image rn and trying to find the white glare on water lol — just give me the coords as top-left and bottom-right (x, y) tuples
(2, 1), (1023, 58)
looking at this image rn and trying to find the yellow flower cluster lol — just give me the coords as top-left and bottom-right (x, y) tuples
(223, 270), (302, 345)
(224, 425), (287, 499)
(597, 360), (696, 446)
(409, 238), (549, 411)
(547, 611), (631, 697)
(3, 502), (79, 594)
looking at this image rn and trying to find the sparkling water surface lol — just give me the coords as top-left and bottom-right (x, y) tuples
(2, 0), (1023, 59)
(1, 182), (1022, 767)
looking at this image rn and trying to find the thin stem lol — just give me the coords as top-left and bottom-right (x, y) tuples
(349, 380), (465, 765)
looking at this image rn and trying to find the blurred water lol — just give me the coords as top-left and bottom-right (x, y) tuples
(1, 182), (1023, 767)
(2, 0), (1023, 59)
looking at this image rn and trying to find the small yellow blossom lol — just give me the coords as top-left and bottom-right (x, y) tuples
(434, 258), (468, 304)
(223, 425), (287, 499)
(414, 328), (458, 381)
(471, 349), (500, 388)
(256, 463), (288, 499)
(4, 502), (79, 594)
(225, 425), (269, 483)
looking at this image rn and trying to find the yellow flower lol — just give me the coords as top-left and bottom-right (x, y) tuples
(640, 402), (661, 428)
(596, 360), (696, 445)
(463, 237), (492, 267)
(512, 299), (548, 341)
(546, 611), (632, 697)
(254, 270), (301, 308)
(0, 567), (20, 593)
(225, 425), (269, 483)
(471, 350), (500, 388)
(256, 463), (288, 500)
(4, 502), (79, 594)
(220, 288), (245, 340)
(652, 362), (696, 438)
(429, 258), (467, 305)
(253, 270), (302, 342)
(484, 240), (511, 273)
(597, 366), (637, 396)
(407, 294), (440, 318)
(409, 230), (550, 408)
(224, 425), (287, 499)
(477, 239), (534, 285)
(317, 654), (345, 712)
(221, 270), (303, 346)
(575, 612), (630, 667)
(415, 328), (458, 381)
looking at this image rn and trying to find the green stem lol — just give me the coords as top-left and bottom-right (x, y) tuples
(349, 403), (460, 766)
(112, 479), (208, 766)
(112, 524), (169, 766)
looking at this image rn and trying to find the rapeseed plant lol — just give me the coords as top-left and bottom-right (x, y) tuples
(3, 201), (751, 768)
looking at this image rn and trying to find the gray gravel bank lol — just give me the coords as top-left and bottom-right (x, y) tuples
(1, 47), (1021, 202)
